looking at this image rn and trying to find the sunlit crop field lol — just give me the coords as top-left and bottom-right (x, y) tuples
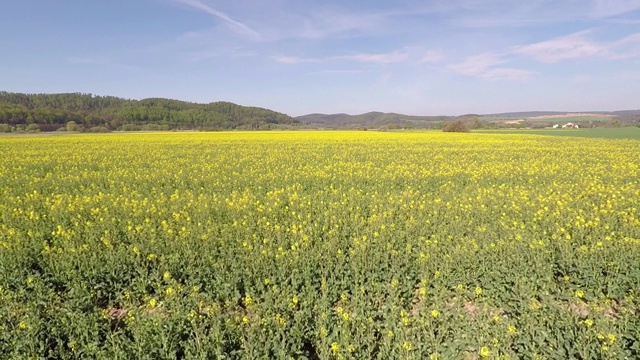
(1, 131), (639, 359)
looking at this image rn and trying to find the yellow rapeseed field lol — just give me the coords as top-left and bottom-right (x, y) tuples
(0, 131), (639, 359)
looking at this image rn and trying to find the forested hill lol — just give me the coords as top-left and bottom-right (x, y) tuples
(296, 112), (451, 129)
(0, 92), (298, 131)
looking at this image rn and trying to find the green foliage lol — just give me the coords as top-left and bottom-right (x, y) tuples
(479, 128), (640, 140)
(66, 121), (80, 132)
(442, 119), (470, 133)
(605, 119), (622, 128)
(87, 126), (110, 133)
(120, 123), (141, 131)
(0, 91), (298, 131)
(470, 118), (484, 129)
(141, 124), (170, 131)
(0, 132), (638, 358)
(25, 123), (40, 133)
(297, 112), (451, 129)
(0, 123), (10, 133)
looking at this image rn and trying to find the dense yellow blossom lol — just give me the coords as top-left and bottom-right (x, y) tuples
(0, 131), (638, 358)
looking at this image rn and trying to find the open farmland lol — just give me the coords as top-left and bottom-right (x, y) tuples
(480, 114), (615, 125)
(1, 131), (639, 359)
(478, 128), (640, 140)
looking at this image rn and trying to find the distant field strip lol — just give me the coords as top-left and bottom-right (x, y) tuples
(1, 132), (639, 359)
(479, 128), (640, 140)
(481, 115), (614, 123)
(526, 115), (613, 123)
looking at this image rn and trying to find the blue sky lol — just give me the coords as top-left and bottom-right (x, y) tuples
(1, 0), (639, 116)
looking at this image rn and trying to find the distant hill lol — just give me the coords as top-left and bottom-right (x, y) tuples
(483, 110), (640, 118)
(482, 111), (574, 118)
(2, 91), (637, 132)
(0, 91), (298, 131)
(481, 110), (640, 126)
(296, 112), (451, 128)
(298, 109), (640, 129)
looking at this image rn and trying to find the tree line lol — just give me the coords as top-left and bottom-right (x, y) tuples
(0, 92), (299, 131)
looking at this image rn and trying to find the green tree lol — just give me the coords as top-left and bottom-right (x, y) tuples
(442, 120), (470, 133)
(25, 123), (41, 132)
(0, 91), (298, 131)
(66, 121), (80, 131)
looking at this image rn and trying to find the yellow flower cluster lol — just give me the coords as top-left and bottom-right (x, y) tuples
(0, 131), (638, 358)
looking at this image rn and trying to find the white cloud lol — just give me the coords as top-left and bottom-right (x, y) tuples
(170, 0), (261, 39)
(447, 29), (640, 82)
(420, 50), (446, 64)
(613, 33), (640, 45)
(590, 0), (640, 18)
(436, 0), (640, 28)
(68, 56), (110, 65)
(604, 18), (640, 24)
(272, 55), (320, 64)
(319, 70), (366, 74)
(342, 51), (409, 64)
(293, 10), (384, 40)
(68, 56), (136, 70)
(513, 31), (608, 62)
(446, 53), (531, 80)
(479, 68), (532, 81)
(446, 53), (505, 75)
(513, 30), (640, 62)
(186, 47), (255, 62)
(273, 50), (410, 65)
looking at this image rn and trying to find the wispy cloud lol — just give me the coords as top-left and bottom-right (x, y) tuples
(318, 70), (366, 74)
(294, 10), (383, 40)
(513, 30), (640, 62)
(478, 68), (532, 81)
(590, 0), (640, 18)
(249, 6), (407, 43)
(420, 50), (446, 64)
(68, 56), (136, 70)
(603, 18), (640, 24)
(447, 27), (640, 81)
(442, 0), (640, 28)
(273, 49), (410, 65)
(446, 53), (503, 74)
(343, 51), (409, 64)
(170, 0), (260, 39)
(513, 31), (606, 62)
(446, 53), (531, 80)
(272, 55), (320, 64)
(169, 2), (429, 43)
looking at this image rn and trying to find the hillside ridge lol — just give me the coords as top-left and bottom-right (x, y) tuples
(0, 91), (297, 131)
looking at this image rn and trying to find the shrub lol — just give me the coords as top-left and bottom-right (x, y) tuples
(120, 124), (141, 131)
(142, 124), (161, 131)
(87, 126), (110, 133)
(66, 121), (80, 132)
(0, 124), (10, 133)
(442, 120), (470, 133)
(25, 124), (41, 133)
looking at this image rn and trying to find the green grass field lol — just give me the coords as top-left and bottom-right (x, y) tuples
(478, 127), (640, 140)
(480, 115), (613, 123)
(525, 116), (613, 123)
